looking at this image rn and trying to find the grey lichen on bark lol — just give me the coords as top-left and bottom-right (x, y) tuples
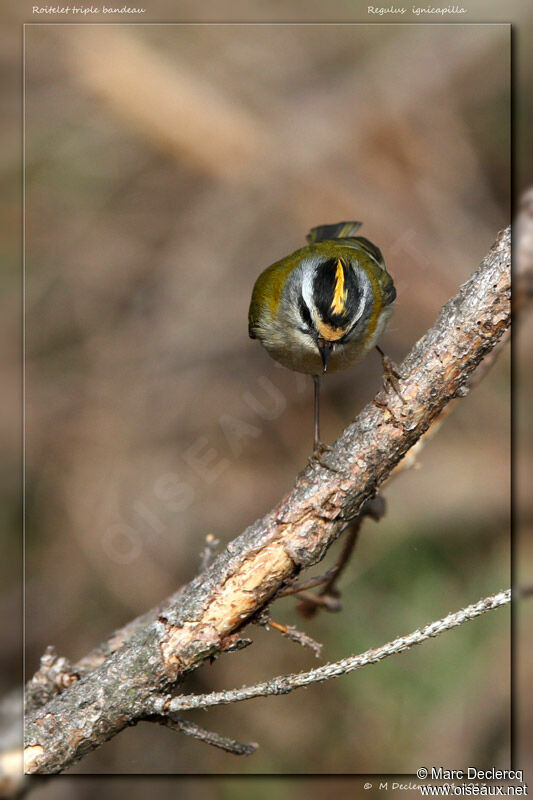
(24, 227), (511, 775)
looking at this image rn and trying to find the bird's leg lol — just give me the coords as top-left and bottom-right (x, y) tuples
(308, 374), (334, 466)
(313, 373), (321, 453)
(376, 345), (404, 400)
(311, 375), (331, 455)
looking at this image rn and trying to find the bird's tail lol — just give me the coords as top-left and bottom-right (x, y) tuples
(306, 221), (362, 244)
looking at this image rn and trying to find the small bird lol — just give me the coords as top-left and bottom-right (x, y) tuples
(248, 221), (397, 454)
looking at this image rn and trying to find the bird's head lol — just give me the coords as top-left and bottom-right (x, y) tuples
(296, 254), (367, 372)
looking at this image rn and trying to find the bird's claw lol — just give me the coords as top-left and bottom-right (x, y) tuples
(377, 347), (405, 401)
(308, 442), (340, 472)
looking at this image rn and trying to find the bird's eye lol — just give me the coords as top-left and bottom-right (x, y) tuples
(298, 296), (313, 330)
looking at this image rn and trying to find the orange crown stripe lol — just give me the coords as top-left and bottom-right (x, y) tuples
(331, 259), (348, 315)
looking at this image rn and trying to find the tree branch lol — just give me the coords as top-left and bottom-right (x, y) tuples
(149, 589), (510, 713)
(24, 227), (511, 774)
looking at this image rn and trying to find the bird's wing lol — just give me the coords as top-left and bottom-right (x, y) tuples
(248, 255), (299, 338)
(346, 236), (386, 269)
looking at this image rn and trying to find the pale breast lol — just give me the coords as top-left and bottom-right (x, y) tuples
(262, 304), (394, 375)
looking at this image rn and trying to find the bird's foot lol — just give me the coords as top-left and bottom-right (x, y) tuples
(308, 442), (341, 472)
(314, 440), (332, 457)
(376, 346), (405, 401)
(309, 440), (331, 463)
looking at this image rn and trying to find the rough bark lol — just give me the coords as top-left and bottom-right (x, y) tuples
(24, 227), (511, 774)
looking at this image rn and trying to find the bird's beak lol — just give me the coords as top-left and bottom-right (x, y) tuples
(317, 338), (333, 373)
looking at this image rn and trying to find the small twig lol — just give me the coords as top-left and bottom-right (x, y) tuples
(219, 633), (253, 654)
(150, 589), (510, 715)
(266, 620), (323, 657)
(297, 522), (359, 618)
(319, 523), (360, 596)
(199, 533), (220, 572)
(254, 608), (323, 656)
(297, 495), (386, 618)
(292, 591), (342, 612)
(149, 714), (257, 756)
(275, 566), (339, 598)
(24, 647), (79, 716)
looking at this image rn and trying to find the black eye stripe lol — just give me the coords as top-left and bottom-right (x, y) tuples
(298, 296), (313, 329)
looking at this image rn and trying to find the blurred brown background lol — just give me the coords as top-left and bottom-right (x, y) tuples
(2, 3), (529, 786)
